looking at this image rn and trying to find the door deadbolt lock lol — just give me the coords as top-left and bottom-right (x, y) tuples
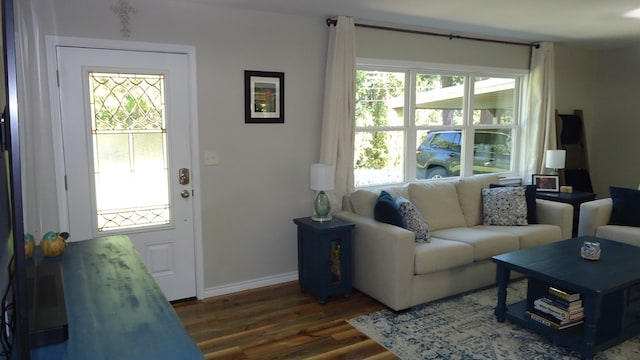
(179, 168), (190, 185)
(181, 190), (191, 198)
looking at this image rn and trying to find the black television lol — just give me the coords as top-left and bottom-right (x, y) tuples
(0, 0), (29, 359)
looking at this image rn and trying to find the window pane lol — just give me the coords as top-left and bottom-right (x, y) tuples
(472, 77), (515, 125)
(415, 74), (465, 126)
(356, 70), (404, 127)
(472, 129), (512, 175)
(89, 72), (170, 232)
(354, 131), (404, 186)
(415, 130), (461, 180)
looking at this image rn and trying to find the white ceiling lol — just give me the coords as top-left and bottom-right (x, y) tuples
(195, 0), (640, 49)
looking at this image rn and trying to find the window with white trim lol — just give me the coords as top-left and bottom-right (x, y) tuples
(354, 61), (526, 188)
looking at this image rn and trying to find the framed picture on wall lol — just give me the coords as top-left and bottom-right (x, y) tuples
(532, 174), (560, 192)
(244, 70), (284, 123)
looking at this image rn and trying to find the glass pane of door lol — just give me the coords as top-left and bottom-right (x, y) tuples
(88, 72), (170, 232)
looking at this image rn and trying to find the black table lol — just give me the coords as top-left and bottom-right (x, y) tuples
(535, 191), (596, 236)
(493, 237), (640, 360)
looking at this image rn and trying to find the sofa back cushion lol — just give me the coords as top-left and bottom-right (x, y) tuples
(349, 185), (409, 219)
(456, 174), (500, 226)
(409, 180), (466, 231)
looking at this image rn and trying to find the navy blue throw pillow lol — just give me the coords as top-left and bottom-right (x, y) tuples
(373, 191), (404, 227)
(609, 186), (640, 227)
(490, 184), (538, 224)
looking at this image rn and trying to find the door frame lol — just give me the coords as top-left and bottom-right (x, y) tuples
(45, 36), (204, 300)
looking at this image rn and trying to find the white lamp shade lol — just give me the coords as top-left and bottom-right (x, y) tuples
(545, 150), (566, 169)
(310, 163), (334, 191)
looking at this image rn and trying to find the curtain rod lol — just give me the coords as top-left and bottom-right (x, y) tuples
(326, 18), (540, 49)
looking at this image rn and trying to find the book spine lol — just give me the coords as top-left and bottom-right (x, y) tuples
(527, 311), (561, 330)
(535, 298), (583, 317)
(534, 302), (568, 321)
(527, 310), (583, 330)
(535, 303), (584, 322)
(548, 286), (580, 302)
(541, 295), (582, 310)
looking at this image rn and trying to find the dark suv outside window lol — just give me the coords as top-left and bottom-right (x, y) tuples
(416, 130), (511, 179)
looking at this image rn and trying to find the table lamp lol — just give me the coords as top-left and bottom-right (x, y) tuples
(310, 163), (334, 222)
(545, 149), (566, 175)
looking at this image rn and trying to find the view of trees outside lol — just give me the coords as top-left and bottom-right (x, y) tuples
(355, 70), (405, 186)
(355, 69), (517, 186)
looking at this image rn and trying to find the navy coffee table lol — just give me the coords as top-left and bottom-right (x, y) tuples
(493, 237), (640, 360)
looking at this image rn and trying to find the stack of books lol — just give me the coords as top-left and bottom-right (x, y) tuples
(526, 286), (584, 330)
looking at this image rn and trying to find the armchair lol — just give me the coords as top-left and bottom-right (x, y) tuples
(578, 198), (640, 246)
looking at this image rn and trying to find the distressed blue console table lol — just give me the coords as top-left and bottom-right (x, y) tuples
(31, 235), (203, 360)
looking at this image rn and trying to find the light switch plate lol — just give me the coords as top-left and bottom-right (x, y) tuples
(204, 150), (219, 165)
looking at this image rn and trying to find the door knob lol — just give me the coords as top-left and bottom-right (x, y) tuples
(181, 190), (191, 198)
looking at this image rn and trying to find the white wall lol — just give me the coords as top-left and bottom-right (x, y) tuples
(356, 26), (531, 69)
(592, 46), (640, 196)
(555, 43), (640, 198)
(553, 44), (599, 193)
(18, 0), (328, 292)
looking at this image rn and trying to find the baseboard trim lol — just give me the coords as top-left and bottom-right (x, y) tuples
(203, 271), (299, 299)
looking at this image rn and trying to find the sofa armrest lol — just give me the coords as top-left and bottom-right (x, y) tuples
(334, 211), (415, 311)
(535, 199), (573, 239)
(577, 198), (613, 237)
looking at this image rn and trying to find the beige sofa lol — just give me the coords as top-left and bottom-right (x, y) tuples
(334, 174), (573, 311)
(578, 198), (640, 246)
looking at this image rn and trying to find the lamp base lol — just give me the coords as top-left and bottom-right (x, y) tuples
(311, 214), (332, 222)
(312, 190), (331, 222)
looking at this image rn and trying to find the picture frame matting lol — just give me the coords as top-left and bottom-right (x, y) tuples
(244, 70), (284, 124)
(532, 174), (560, 192)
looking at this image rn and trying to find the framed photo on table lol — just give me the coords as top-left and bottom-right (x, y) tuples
(532, 174), (560, 192)
(244, 70), (284, 123)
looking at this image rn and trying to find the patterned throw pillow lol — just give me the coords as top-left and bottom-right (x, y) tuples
(482, 187), (527, 226)
(490, 184), (538, 224)
(396, 196), (431, 243)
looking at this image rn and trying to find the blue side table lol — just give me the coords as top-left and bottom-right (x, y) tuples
(293, 217), (355, 304)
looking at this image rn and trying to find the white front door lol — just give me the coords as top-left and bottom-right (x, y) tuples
(54, 46), (196, 301)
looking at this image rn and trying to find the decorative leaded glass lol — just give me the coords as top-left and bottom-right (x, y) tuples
(88, 72), (170, 231)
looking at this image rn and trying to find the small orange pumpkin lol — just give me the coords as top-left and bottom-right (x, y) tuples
(40, 231), (68, 257)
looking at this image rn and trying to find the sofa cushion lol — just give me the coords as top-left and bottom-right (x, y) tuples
(350, 190), (378, 218)
(409, 181), (466, 231)
(396, 196), (430, 243)
(482, 187), (527, 226)
(456, 174), (500, 226)
(490, 184), (538, 224)
(474, 224), (561, 249)
(596, 225), (640, 247)
(374, 191), (404, 227)
(414, 238), (473, 275)
(431, 227), (519, 261)
(609, 186), (640, 227)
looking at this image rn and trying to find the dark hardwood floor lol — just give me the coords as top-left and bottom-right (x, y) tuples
(173, 281), (397, 359)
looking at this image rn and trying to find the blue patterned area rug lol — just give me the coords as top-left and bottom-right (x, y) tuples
(347, 281), (640, 359)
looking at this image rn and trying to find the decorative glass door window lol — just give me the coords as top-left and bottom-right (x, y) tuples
(88, 72), (170, 232)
